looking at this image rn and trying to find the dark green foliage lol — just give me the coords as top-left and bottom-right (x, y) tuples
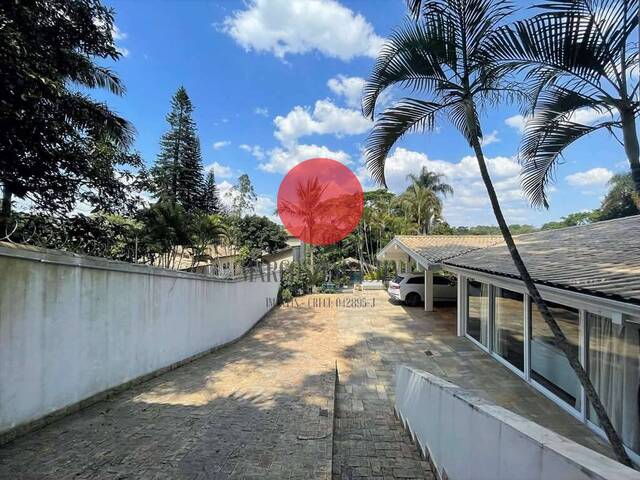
(136, 201), (190, 267)
(6, 212), (143, 262)
(231, 215), (287, 265)
(279, 288), (293, 304)
(152, 87), (205, 212)
(280, 262), (312, 296)
(201, 171), (221, 214)
(0, 0), (137, 216)
(597, 173), (640, 221)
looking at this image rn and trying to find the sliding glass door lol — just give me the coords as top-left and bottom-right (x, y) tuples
(587, 313), (640, 456)
(493, 287), (525, 372)
(530, 301), (581, 410)
(466, 279), (489, 347)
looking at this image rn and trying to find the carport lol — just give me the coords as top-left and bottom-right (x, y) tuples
(376, 235), (502, 312)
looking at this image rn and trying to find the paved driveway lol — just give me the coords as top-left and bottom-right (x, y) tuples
(0, 292), (434, 480)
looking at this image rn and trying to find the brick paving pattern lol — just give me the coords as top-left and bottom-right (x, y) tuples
(0, 300), (338, 479)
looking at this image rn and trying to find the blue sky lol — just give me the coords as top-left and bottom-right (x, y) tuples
(97, 0), (630, 227)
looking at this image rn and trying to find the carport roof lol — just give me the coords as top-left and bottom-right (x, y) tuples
(377, 234), (503, 266)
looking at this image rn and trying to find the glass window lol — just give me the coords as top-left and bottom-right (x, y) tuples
(407, 276), (424, 285)
(466, 279), (489, 346)
(530, 301), (581, 410)
(493, 288), (525, 371)
(588, 313), (640, 455)
(434, 275), (451, 285)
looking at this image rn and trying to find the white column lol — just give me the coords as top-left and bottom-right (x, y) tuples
(395, 260), (400, 274)
(456, 274), (464, 336)
(424, 270), (434, 312)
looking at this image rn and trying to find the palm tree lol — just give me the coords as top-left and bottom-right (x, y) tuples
(399, 183), (442, 233)
(488, 0), (640, 206)
(363, 0), (631, 465)
(406, 166), (454, 198)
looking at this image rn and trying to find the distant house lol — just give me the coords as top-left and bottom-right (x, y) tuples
(377, 215), (640, 462)
(177, 237), (304, 277)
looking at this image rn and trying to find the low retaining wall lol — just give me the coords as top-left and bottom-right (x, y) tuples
(395, 365), (640, 480)
(0, 242), (279, 442)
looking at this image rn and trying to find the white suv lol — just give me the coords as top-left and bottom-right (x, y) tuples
(387, 272), (457, 307)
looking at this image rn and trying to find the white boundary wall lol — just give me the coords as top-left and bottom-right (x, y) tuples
(395, 365), (640, 480)
(0, 243), (279, 435)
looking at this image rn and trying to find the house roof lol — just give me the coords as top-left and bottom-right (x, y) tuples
(444, 215), (640, 306)
(378, 234), (503, 264)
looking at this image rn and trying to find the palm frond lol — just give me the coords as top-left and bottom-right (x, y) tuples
(362, 21), (450, 118)
(364, 98), (444, 186)
(446, 100), (482, 145)
(63, 93), (135, 147)
(520, 118), (618, 207)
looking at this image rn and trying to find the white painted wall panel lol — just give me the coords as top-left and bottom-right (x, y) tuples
(0, 244), (279, 434)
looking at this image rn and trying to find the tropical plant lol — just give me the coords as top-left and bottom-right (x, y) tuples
(280, 261), (312, 296)
(398, 183), (442, 234)
(488, 0), (640, 205)
(0, 0), (136, 221)
(137, 201), (190, 269)
(364, 0), (630, 464)
(187, 213), (228, 267)
(597, 172), (640, 220)
(406, 166), (454, 197)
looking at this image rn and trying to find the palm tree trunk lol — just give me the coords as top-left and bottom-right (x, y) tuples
(621, 108), (640, 194)
(1, 185), (12, 237)
(2, 185), (11, 218)
(470, 138), (632, 467)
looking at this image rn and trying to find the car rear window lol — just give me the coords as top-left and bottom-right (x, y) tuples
(392, 275), (404, 284)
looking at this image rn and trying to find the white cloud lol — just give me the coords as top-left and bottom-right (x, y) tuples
(240, 144), (265, 160)
(255, 195), (281, 223)
(213, 140), (231, 150)
(569, 108), (612, 125)
(566, 167), (613, 187)
(222, 0), (384, 61)
(205, 161), (233, 179)
(377, 147), (530, 225)
(259, 143), (351, 174)
(254, 107), (269, 117)
(112, 25), (127, 41)
(505, 114), (529, 133)
(274, 99), (371, 145)
(480, 130), (500, 147)
(505, 108), (613, 133)
(327, 75), (366, 108)
(218, 180), (236, 210)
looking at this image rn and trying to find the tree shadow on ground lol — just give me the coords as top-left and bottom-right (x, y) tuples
(0, 301), (337, 479)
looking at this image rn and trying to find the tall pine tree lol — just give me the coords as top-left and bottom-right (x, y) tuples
(201, 170), (221, 214)
(152, 87), (204, 212)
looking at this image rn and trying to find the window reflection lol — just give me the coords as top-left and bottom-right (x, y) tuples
(530, 302), (581, 410)
(493, 288), (524, 371)
(466, 279), (489, 346)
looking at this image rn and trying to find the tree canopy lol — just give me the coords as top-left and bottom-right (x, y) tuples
(0, 0), (139, 217)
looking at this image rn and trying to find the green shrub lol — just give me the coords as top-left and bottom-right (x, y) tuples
(280, 288), (293, 304)
(280, 261), (312, 296)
